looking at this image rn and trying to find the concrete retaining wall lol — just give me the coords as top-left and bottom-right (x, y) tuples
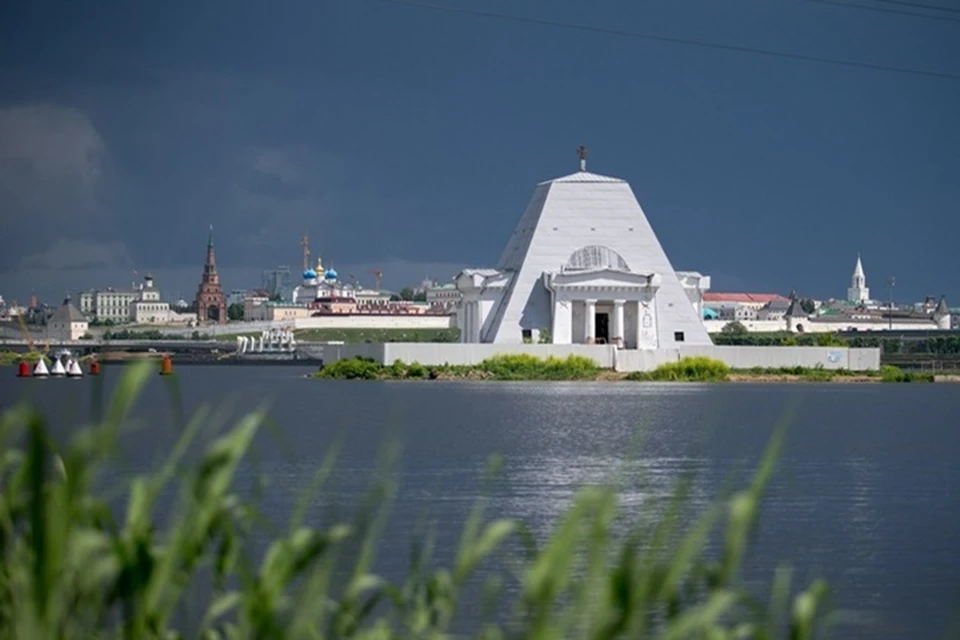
(322, 343), (616, 368)
(319, 342), (881, 372)
(613, 346), (881, 372)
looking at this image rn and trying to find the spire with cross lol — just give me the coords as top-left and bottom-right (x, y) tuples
(577, 145), (588, 172)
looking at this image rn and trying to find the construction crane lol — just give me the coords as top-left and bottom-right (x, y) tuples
(300, 233), (310, 271)
(11, 301), (35, 353)
(371, 265), (383, 291)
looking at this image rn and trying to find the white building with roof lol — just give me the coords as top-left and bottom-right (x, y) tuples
(130, 274), (178, 323)
(46, 296), (88, 341)
(454, 152), (711, 348)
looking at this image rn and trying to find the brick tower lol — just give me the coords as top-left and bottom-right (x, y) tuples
(195, 225), (227, 323)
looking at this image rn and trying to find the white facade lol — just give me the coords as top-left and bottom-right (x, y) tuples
(847, 254), (870, 303)
(129, 275), (177, 323)
(79, 288), (138, 322)
(80, 275), (182, 324)
(46, 298), (88, 341)
(455, 166), (712, 348)
(426, 283), (462, 310)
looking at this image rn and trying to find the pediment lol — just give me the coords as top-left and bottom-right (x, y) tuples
(545, 268), (661, 291)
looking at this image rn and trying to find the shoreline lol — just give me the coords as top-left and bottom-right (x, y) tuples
(308, 356), (951, 383)
(315, 371), (953, 383)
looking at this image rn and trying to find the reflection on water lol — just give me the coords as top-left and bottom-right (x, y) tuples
(3, 368), (960, 639)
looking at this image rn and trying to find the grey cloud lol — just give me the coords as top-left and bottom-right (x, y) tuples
(19, 238), (134, 271)
(0, 105), (107, 220)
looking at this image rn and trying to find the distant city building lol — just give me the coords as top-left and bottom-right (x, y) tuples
(262, 266), (294, 302)
(757, 297), (791, 322)
(847, 253), (870, 303)
(195, 226), (227, 324)
(78, 287), (139, 323)
(226, 289), (248, 306)
(292, 256), (392, 307)
(46, 296), (88, 341)
(702, 293), (789, 322)
(425, 282), (461, 311)
(78, 274), (190, 325)
(130, 275), (177, 324)
(245, 255), (441, 322)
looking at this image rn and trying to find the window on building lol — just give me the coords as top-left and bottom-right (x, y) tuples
(674, 331), (685, 342)
(521, 329), (532, 342)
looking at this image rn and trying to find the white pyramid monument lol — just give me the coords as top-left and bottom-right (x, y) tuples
(455, 148), (712, 348)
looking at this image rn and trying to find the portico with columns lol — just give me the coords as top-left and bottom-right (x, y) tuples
(544, 267), (664, 348)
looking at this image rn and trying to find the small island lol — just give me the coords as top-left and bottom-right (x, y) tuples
(313, 354), (937, 383)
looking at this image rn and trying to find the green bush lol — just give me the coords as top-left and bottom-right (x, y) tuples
(387, 358), (406, 378)
(406, 361), (427, 378)
(628, 357), (731, 382)
(0, 362), (839, 638)
(879, 364), (934, 383)
(0, 351), (44, 366)
(316, 357), (382, 379)
(475, 353), (600, 380)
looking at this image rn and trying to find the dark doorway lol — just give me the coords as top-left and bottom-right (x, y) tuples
(207, 306), (221, 322)
(595, 312), (610, 344)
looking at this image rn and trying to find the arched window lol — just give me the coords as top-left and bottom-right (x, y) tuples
(564, 245), (631, 272)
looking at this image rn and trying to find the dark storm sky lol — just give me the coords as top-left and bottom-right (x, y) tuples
(0, 0), (957, 304)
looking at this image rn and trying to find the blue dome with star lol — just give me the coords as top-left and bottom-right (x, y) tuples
(303, 269), (318, 280)
(324, 268), (338, 280)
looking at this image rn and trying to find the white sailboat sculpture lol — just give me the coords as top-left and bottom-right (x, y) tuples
(50, 358), (66, 376)
(33, 358), (50, 377)
(66, 360), (84, 378)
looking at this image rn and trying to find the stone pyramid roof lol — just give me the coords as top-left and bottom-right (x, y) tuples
(935, 296), (949, 316)
(785, 296), (808, 318)
(50, 297), (86, 323)
(538, 170), (626, 185)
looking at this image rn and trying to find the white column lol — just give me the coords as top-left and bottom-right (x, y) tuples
(552, 296), (573, 344)
(585, 299), (596, 343)
(612, 300), (625, 347)
(472, 301), (481, 343)
(468, 301), (477, 342)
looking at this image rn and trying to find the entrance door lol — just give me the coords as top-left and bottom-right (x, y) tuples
(594, 312), (610, 344)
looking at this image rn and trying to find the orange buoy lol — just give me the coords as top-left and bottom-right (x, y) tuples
(89, 360), (101, 375)
(17, 361), (30, 378)
(159, 355), (173, 376)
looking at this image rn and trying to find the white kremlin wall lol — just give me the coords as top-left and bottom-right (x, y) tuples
(703, 319), (939, 333)
(150, 314), (454, 338)
(293, 315), (453, 330)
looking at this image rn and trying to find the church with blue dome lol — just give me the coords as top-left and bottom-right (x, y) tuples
(293, 256), (354, 303)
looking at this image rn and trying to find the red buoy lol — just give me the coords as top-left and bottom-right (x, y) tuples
(159, 355), (173, 376)
(89, 360), (101, 375)
(17, 361), (30, 378)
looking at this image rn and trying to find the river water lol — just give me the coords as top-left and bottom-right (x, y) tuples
(3, 365), (959, 637)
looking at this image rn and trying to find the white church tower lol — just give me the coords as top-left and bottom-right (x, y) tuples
(847, 253), (870, 303)
(455, 148), (711, 348)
